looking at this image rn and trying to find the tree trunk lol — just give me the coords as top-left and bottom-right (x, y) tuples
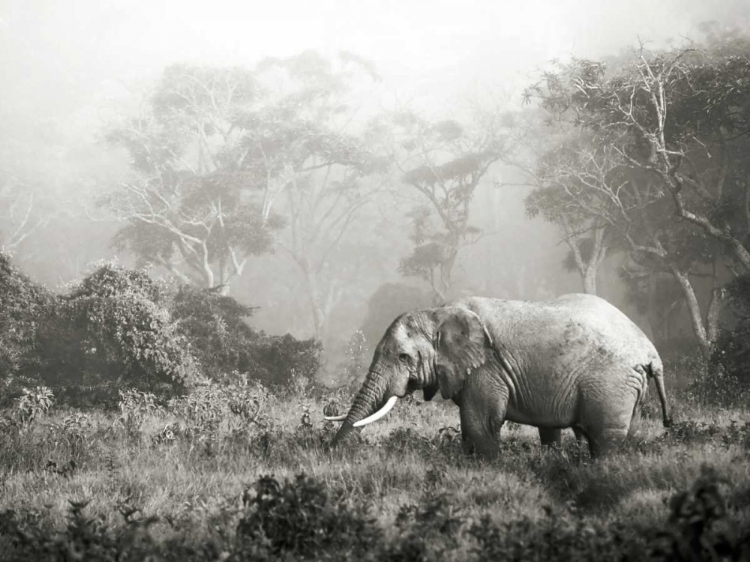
(582, 266), (597, 295)
(301, 260), (326, 340)
(669, 266), (711, 357)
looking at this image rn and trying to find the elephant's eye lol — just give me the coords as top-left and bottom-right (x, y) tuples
(399, 353), (411, 364)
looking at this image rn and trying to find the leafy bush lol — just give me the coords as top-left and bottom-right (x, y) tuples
(0, 386), (54, 433)
(235, 473), (381, 561)
(384, 495), (465, 561)
(36, 262), (198, 396)
(249, 334), (322, 390)
(0, 252), (54, 389)
(165, 378), (270, 447)
(652, 465), (750, 561)
(711, 274), (750, 401)
(170, 284), (259, 376)
(170, 284), (322, 389)
(468, 515), (650, 561)
(117, 389), (165, 440)
(1, 257), (320, 406)
(661, 340), (750, 407)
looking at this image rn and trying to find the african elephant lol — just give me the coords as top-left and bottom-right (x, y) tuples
(327, 294), (671, 458)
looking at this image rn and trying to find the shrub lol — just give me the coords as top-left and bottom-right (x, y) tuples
(383, 495), (466, 561)
(250, 334), (322, 390)
(170, 284), (322, 389)
(652, 465), (750, 561)
(468, 515), (650, 562)
(711, 274), (750, 399)
(0, 252), (54, 389)
(170, 284), (259, 375)
(37, 262), (198, 396)
(235, 473), (381, 561)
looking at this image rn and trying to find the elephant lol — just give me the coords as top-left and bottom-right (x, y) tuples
(327, 294), (671, 459)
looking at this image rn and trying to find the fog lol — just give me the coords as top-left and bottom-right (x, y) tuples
(2, 0), (749, 365)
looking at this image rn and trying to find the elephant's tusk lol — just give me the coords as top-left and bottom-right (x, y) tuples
(324, 414), (348, 422)
(353, 396), (398, 428)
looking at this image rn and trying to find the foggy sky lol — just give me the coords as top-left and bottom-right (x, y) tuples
(2, 0), (749, 342)
(3, 0), (748, 116)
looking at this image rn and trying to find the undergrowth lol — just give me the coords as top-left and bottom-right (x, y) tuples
(0, 384), (749, 561)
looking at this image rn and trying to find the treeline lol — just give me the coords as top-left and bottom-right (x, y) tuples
(519, 23), (750, 379)
(3, 24), (750, 381)
(0, 254), (320, 405)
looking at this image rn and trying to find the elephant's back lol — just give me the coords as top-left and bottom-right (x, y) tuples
(454, 294), (659, 366)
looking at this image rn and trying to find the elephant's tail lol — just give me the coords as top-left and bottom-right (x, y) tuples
(648, 361), (672, 428)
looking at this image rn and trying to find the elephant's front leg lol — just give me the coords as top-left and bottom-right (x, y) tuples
(459, 381), (508, 460)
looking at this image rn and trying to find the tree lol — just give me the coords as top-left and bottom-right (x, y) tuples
(523, 28), (750, 355)
(235, 51), (389, 339)
(371, 108), (506, 303)
(103, 64), (286, 294)
(524, 128), (616, 294)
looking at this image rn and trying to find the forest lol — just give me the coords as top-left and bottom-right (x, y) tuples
(1, 3), (750, 560)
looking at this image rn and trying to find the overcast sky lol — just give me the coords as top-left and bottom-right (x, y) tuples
(2, 0), (748, 117)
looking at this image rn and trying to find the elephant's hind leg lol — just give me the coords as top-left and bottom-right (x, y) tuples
(579, 367), (644, 458)
(539, 427), (588, 455)
(586, 427), (629, 458)
(538, 427), (562, 448)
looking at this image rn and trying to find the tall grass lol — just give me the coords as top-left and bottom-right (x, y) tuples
(0, 382), (749, 561)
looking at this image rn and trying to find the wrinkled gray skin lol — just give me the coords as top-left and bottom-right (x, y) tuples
(333, 294), (671, 459)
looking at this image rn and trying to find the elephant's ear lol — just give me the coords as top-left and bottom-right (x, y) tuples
(435, 308), (493, 400)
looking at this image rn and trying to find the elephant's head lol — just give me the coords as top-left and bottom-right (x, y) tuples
(329, 306), (494, 446)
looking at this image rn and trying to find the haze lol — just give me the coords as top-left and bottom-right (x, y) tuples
(1, 0), (748, 361)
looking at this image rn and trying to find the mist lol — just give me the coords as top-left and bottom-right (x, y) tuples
(2, 0), (749, 365)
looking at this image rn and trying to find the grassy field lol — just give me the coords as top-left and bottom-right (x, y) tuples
(1, 374), (749, 561)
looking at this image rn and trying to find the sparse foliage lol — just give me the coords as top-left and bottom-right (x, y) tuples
(104, 64), (286, 293)
(370, 109), (506, 302)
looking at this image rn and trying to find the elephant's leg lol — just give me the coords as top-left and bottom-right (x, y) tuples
(460, 420), (475, 456)
(579, 369), (643, 458)
(539, 427), (587, 449)
(460, 382), (507, 460)
(572, 426), (586, 442)
(586, 427), (629, 458)
(538, 427), (562, 449)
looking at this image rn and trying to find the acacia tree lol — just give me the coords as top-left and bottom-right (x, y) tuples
(524, 29), (750, 355)
(104, 65), (286, 294)
(234, 51), (389, 339)
(524, 129), (616, 294)
(371, 109), (506, 303)
(0, 179), (52, 254)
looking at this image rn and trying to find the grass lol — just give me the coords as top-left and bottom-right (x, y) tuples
(0, 383), (749, 561)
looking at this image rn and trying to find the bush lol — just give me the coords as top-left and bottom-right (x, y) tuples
(170, 284), (259, 376)
(711, 275), (750, 398)
(0, 256), (320, 407)
(36, 262), (198, 396)
(249, 334), (322, 390)
(235, 473), (381, 561)
(170, 284), (321, 389)
(0, 252), (54, 386)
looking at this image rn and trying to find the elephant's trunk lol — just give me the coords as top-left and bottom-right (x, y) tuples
(332, 370), (389, 447)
